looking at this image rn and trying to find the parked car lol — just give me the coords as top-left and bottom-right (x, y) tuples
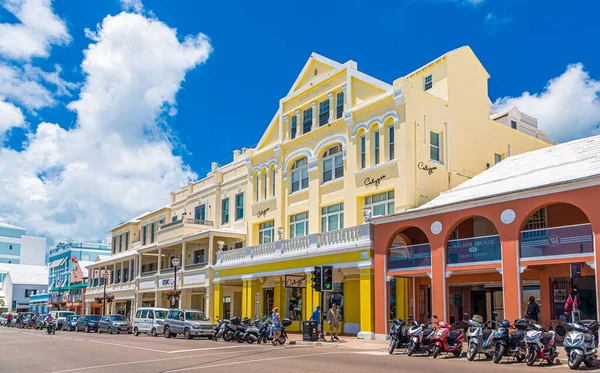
(0, 312), (15, 326)
(163, 309), (213, 340)
(76, 315), (101, 333)
(49, 311), (75, 330)
(133, 307), (169, 337)
(60, 315), (78, 331)
(98, 314), (131, 334)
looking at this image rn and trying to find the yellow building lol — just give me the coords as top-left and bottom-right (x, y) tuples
(86, 46), (551, 338)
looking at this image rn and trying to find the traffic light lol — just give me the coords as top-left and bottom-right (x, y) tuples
(311, 266), (322, 292)
(322, 265), (333, 291)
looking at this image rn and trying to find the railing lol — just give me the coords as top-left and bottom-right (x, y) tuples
(447, 234), (501, 265)
(159, 219), (183, 230)
(217, 224), (371, 265)
(140, 270), (158, 277)
(185, 218), (214, 226)
(388, 243), (431, 270)
(521, 223), (593, 259)
(159, 218), (214, 233)
(185, 262), (208, 270)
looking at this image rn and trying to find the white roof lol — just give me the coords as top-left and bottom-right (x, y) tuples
(414, 135), (600, 211)
(0, 222), (25, 230)
(87, 250), (139, 268)
(110, 211), (151, 231)
(77, 261), (94, 277)
(0, 263), (48, 285)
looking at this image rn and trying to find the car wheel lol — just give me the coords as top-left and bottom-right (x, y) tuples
(151, 327), (157, 337)
(133, 327), (139, 337)
(85, 325), (90, 333)
(98, 327), (102, 334)
(164, 326), (171, 338)
(184, 328), (193, 340)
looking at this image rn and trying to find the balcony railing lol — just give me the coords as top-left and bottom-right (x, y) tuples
(388, 243), (431, 271)
(185, 262), (208, 270)
(521, 223), (593, 259)
(140, 270), (158, 277)
(159, 218), (214, 231)
(217, 224), (371, 265)
(447, 234), (501, 265)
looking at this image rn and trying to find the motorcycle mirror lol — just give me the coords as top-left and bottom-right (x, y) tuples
(463, 313), (469, 320)
(492, 311), (498, 317)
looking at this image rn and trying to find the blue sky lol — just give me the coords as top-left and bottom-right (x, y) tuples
(0, 0), (599, 244)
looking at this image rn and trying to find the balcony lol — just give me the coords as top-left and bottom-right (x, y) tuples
(521, 223), (593, 260)
(447, 235), (501, 266)
(157, 218), (214, 243)
(216, 224), (371, 266)
(388, 243), (431, 271)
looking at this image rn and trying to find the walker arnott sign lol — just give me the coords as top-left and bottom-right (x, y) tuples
(284, 275), (306, 288)
(447, 236), (501, 265)
(364, 175), (386, 188)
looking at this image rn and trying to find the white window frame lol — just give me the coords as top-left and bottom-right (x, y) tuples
(364, 190), (395, 218)
(321, 203), (344, 232)
(319, 99), (330, 126)
(290, 115), (297, 139)
(290, 158), (309, 193)
(258, 221), (274, 244)
(511, 120), (518, 130)
(388, 125), (395, 161)
(235, 193), (244, 220)
(336, 92), (344, 119)
(322, 145), (343, 183)
(302, 108), (312, 134)
(289, 212), (309, 238)
(430, 131), (442, 163)
(424, 74), (433, 91)
(221, 197), (229, 224)
(373, 130), (380, 165)
(494, 153), (504, 164)
(359, 135), (366, 169)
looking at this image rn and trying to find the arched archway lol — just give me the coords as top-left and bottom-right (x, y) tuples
(446, 216), (500, 266)
(387, 226), (430, 271)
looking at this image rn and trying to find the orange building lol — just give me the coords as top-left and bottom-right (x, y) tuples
(372, 135), (600, 340)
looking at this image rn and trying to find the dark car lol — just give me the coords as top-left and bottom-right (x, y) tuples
(98, 314), (131, 334)
(76, 315), (101, 333)
(62, 315), (80, 331)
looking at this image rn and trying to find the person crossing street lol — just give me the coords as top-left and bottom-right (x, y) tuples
(327, 303), (341, 342)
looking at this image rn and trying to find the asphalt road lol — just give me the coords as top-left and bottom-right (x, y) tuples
(0, 327), (598, 373)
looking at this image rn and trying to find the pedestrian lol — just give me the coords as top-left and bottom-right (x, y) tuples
(6, 312), (12, 327)
(526, 296), (540, 322)
(327, 303), (341, 341)
(311, 306), (321, 338)
(564, 287), (580, 321)
(271, 307), (282, 346)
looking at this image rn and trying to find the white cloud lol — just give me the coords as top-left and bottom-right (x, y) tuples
(0, 99), (25, 134)
(0, 12), (212, 242)
(0, 0), (70, 60)
(415, 0), (484, 6)
(494, 63), (600, 141)
(483, 12), (513, 34)
(119, 0), (143, 13)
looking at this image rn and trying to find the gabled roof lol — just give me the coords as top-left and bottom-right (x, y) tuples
(0, 222), (25, 231)
(287, 53), (344, 95)
(0, 264), (48, 285)
(413, 135), (600, 211)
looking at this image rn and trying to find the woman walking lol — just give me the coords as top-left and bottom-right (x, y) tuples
(271, 307), (282, 346)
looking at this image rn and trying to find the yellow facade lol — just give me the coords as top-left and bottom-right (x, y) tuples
(86, 46), (551, 338)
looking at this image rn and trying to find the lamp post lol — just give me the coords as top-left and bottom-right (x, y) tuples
(170, 256), (180, 309)
(217, 241), (224, 251)
(362, 208), (373, 223)
(102, 272), (109, 316)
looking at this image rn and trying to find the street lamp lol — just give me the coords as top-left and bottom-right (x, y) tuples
(170, 256), (180, 309)
(217, 241), (225, 252)
(362, 208), (373, 223)
(102, 272), (109, 316)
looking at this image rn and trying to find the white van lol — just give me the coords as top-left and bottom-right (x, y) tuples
(49, 311), (75, 330)
(133, 307), (169, 337)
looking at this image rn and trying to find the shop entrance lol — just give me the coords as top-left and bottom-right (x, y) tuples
(263, 288), (274, 317)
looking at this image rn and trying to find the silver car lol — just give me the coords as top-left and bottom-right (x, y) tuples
(163, 309), (212, 339)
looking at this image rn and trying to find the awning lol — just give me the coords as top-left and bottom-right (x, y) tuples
(49, 257), (67, 269)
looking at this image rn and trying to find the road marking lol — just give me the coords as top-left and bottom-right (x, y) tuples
(166, 345), (270, 354)
(356, 351), (389, 356)
(50, 350), (264, 373)
(86, 339), (167, 353)
(163, 351), (347, 372)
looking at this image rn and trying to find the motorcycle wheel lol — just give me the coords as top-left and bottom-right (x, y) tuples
(277, 335), (286, 345)
(516, 353), (526, 363)
(247, 334), (257, 344)
(493, 345), (505, 364)
(236, 334), (245, 343)
(407, 341), (416, 357)
(432, 345), (441, 359)
(584, 358), (595, 368)
(467, 342), (477, 361)
(389, 338), (396, 355)
(452, 347), (462, 357)
(568, 353), (583, 370)
(223, 330), (233, 342)
(526, 349), (536, 366)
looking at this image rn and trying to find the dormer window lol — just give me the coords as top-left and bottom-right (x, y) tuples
(511, 120), (518, 129)
(424, 75), (432, 91)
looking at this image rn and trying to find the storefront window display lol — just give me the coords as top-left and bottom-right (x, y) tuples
(286, 287), (302, 321)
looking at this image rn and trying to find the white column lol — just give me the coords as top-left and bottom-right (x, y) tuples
(311, 101), (316, 130)
(205, 286), (212, 320)
(120, 262), (124, 284)
(112, 263), (117, 284)
(154, 291), (159, 308)
(208, 234), (214, 265)
(137, 254), (142, 277)
(157, 248), (162, 274)
(128, 260), (132, 282)
(181, 242), (186, 271)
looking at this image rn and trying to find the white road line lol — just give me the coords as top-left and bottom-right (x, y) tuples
(166, 345), (268, 354)
(163, 351), (347, 372)
(50, 350), (264, 373)
(356, 351), (389, 356)
(86, 339), (167, 353)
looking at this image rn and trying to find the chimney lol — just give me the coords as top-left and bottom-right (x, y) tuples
(211, 162), (218, 172)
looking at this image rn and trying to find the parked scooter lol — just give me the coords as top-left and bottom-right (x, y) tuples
(564, 319), (598, 370)
(406, 317), (435, 356)
(524, 322), (558, 366)
(465, 312), (495, 361)
(242, 319), (260, 344)
(256, 318), (290, 345)
(491, 313), (529, 364)
(212, 317), (227, 341)
(430, 315), (465, 359)
(234, 317), (252, 343)
(389, 317), (412, 355)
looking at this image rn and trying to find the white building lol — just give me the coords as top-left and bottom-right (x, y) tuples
(0, 263), (48, 312)
(0, 223), (47, 266)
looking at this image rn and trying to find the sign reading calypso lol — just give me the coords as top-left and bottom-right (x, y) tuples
(284, 275), (306, 288)
(447, 236), (501, 264)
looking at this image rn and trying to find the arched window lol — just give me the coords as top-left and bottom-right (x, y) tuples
(290, 158), (308, 193)
(322, 145), (343, 183)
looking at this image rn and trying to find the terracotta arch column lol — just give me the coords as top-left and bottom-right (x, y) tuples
(498, 226), (522, 322)
(430, 233), (447, 321)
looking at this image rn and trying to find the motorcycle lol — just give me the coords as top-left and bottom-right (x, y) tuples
(242, 319), (260, 344)
(212, 317), (228, 341)
(524, 322), (558, 366)
(406, 318), (435, 356)
(256, 318), (289, 345)
(430, 315), (464, 359)
(234, 317), (252, 343)
(465, 312), (495, 361)
(389, 317), (412, 355)
(564, 319), (598, 370)
(46, 321), (56, 335)
(492, 314), (529, 364)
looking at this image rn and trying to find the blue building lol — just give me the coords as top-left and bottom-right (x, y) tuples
(48, 241), (111, 307)
(0, 223), (46, 265)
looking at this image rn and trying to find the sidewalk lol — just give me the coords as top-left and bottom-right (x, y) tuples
(287, 333), (389, 350)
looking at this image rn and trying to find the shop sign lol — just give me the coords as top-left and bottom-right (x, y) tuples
(257, 208), (270, 218)
(447, 235), (501, 265)
(418, 162), (437, 175)
(364, 175), (386, 188)
(284, 275), (306, 288)
(161, 278), (174, 286)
